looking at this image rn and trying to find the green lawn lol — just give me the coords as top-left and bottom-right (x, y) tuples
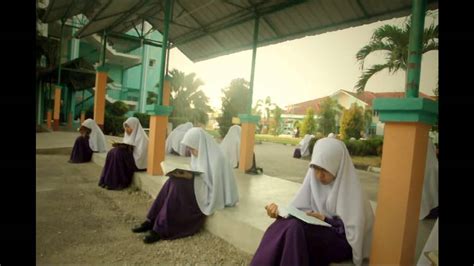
(255, 134), (301, 145)
(351, 156), (381, 167)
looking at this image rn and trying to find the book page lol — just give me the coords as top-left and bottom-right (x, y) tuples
(280, 205), (332, 227)
(160, 161), (203, 176)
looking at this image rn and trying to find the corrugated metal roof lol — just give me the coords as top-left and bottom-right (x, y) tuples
(41, 0), (438, 63)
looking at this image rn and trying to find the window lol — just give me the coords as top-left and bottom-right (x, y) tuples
(149, 59), (156, 67)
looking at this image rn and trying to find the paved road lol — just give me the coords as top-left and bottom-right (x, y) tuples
(254, 141), (380, 201)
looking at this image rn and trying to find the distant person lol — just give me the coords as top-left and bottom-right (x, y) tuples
(220, 125), (241, 168)
(165, 122), (193, 156)
(419, 138), (438, 220)
(328, 132), (336, 138)
(294, 127), (300, 138)
(295, 134), (314, 158)
(251, 138), (374, 266)
(69, 119), (107, 163)
(98, 117), (148, 190)
(132, 128), (239, 244)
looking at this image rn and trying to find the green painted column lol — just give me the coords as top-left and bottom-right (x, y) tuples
(248, 16), (260, 114)
(157, 0), (172, 106)
(405, 0), (427, 98)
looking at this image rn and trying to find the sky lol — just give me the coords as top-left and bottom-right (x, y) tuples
(167, 11), (438, 111)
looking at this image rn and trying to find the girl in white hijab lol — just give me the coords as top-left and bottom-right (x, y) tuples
(220, 125), (241, 168)
(132, 127), (239, 244)
(251, 137), (374, 266)
(82, 118), (107, 152)
(300, 134), (315, 157)
(419, 138), (438, 220)
(165, 122), (193, 156)
(99, 117), (148, 190)
(69, 118), (106, 163)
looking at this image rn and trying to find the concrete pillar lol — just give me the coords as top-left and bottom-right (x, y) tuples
(147, 79), (172, 176)
(46, 110), (52, 129)
(94, 66), (108, 130)
(67, 112), (73, 129)
(370, 97), (438, 265)
(80, 111), (85, 124)
(370, 122), (430, 264)
(238, 114), (260, 172)
(53, 86), (61, 131)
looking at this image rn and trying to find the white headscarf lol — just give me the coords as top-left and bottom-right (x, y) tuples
(419, 138), (438, 219)
(291, 137), (374, 266)
(82, 119), (107, 152)
(328, 132), (336, 138)
(220, 125), (241, 168)
(181, 127), (239, 215)
(299, 134), (314, 157)
(417, 218), (438, 265)
(122, 117), (148, 169)
(165, 122), (193, 156)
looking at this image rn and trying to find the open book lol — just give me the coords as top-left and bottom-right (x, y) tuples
(160, 161), (203, 179)
(279, 205), (332, 227)
(109, 140), (133, 147)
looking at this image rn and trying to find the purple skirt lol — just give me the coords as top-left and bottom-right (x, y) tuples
(146, 176), (206, 239)
(250, 218), (352, 266)
(98, 147), (138, 190)
(69, 136), (93, 163)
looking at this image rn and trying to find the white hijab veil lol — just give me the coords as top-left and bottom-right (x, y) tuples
(82, 119), (107, 152)
(291, 137), (374, 266)
(181, 127), (239, 215)
(299, 134), (314, 157)
(419, 138), (439, 219)
(220, 125), (241, 168)
(122, 117), (148, 169)
(165, 122), (193, 156)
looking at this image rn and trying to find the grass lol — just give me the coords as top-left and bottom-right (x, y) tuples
(351, 156), (381, 167)
(255, 134), (301, 145)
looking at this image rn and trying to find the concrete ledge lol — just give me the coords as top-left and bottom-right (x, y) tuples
(92, 151), (377, 264)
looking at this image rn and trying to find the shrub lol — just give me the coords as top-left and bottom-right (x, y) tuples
(133, 112), (150, 128)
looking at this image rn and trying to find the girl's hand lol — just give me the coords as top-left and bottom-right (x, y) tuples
(306, 211), (325, 221)
(265, 203), (279, 219)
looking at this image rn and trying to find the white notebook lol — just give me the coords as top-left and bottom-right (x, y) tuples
(279, 205), (332, 227)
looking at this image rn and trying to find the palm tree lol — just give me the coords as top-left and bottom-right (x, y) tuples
(163, 69), (212, 127)
(355, 19), (438, 92)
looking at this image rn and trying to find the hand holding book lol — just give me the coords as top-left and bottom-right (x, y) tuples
(160, 161), (203, 179)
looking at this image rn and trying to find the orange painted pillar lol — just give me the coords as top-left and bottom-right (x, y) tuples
(80, 111), (85, 124)
(53, 86), (61, 131)
(238, 114), (260, 172)
(370, 98), (438, 265)
(147, 79), (172, 176)
(46, 110), (52, 129)
(94, 66), (108, 130)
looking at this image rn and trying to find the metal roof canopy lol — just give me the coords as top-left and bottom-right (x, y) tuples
(42, 0), (438, 63)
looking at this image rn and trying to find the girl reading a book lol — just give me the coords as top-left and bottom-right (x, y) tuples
(98, 117), (148, 190)
(165, 122), (193, 156)
(220, 124), (241, 168)
(251, 137), (374, 266)
(132, 127), (239, 244)
(69, 118), (107, 163)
